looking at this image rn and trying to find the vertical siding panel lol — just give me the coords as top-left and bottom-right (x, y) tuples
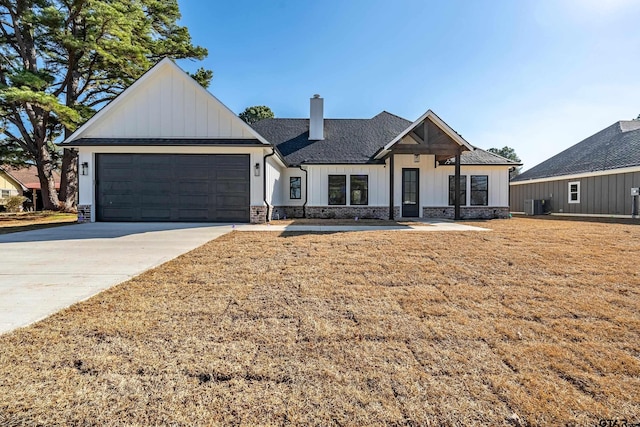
(625, 173), (634, 214)
(195, 90), (208, 137)
(589, 176), (596, 214)
(184, 85), (196, 137)
(207, 102), (219, 137)
(601, 176), (609, 214)
(172, 74), (185, 137)
(608, 175), (616, 214)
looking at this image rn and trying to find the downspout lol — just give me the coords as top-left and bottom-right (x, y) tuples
(297, 164), (308, 218)
(263, 148), (277, 222)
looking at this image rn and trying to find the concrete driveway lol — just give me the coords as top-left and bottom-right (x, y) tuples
(0, 222), (233, 335)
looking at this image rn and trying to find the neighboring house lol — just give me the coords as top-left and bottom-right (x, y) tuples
(510, 120), (640, 217)
(0, 165), (61, 211)
(62, 59), (518, 223)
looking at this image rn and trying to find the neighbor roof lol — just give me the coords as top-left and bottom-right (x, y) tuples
(253, 111), (519, 166)
(512, 120), (640, 182)
(1, 165), (60, 190)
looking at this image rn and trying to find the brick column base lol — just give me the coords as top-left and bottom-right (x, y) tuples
(77, 205), (91, 223)
(250, 206), (267, 224)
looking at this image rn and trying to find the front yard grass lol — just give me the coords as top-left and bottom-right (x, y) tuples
(0, 211), (76, 234)
(1, 218), (639, 425)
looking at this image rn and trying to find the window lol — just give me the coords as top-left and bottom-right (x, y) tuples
(1, 190), (10, 198)
(328, 175), (346, 205)
(290, 177), (301, 199)
(448, 175), (467, 206)
(350, 175), (368, 205)
(568, 181), (580, 203)
(470, 175), (488, 206)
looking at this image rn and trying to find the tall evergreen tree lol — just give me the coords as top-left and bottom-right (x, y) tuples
(239, 105), (274, 124)
(0, 0), (211, 210)
(488, 146), (522, 179)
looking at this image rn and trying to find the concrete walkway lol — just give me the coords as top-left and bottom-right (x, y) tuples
(0, 219), (488, 335)
(0, 223), (233, 335)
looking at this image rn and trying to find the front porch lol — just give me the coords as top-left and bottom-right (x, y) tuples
(379, 110), (474, 220)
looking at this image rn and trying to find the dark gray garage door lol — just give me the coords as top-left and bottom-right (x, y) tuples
(96, 154), (250, 222)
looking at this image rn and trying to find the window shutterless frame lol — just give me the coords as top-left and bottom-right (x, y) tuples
(470, 175), (488, 206)
(290, 177), (301, 199)
(328, 175), (346, 205)
(448, 175), (467, 206)
(350, 175), (368, 205)
(568, 181), (580, 203)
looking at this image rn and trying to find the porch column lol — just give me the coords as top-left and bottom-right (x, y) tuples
(389, 153), (394, 220)
(454, 148), (461, 220)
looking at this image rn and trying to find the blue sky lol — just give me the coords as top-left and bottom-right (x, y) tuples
(178, 0), (640, 170)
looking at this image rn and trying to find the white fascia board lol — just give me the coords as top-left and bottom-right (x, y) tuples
(510, 165), (640, 186)
(63, 58), (271, 146)
(375, 109), (474, 160)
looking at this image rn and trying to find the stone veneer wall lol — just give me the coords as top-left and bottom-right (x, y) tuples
(250, 206), (267, 224)
(423, 206), (510, 219)
(271, 206), (305, 220)
(271, 206), (400, 221)
(305, 206), (390, 220)
(77, 204), (91, 223)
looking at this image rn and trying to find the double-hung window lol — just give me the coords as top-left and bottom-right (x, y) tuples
(568, 181), (580, 203)
(350, 175), (368, 205)
(290, 177), (301, 199)
(470, 175), (488, 206)
(328, 175), (346, 205)
(448, 175), (467, 206)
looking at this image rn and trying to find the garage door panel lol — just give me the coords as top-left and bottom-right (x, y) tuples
(178, 181), (209, 193)
(216, 182), (249, 192)
(215, 169), (247, 180)
(177, 209), (210, 220)
(140, 209), (172, 220)
(97, 154), (249, 222)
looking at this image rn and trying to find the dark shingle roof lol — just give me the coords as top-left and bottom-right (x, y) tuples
(61, 138), (263, 146)
(253, 111), (520, 166)
(513, 120), (640, 181)
(441, 148), (521, 166)
(251, 112), (411, 165)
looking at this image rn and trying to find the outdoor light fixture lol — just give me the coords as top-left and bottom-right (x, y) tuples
(254, 162), (261, 176)
(414, 154), (420, 163)
(81, 162), (89, 176)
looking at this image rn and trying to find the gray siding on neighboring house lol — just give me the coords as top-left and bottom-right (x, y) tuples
(510, 170), (640, 216)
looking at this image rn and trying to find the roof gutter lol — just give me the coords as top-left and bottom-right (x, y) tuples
(263, 148), (277, 222)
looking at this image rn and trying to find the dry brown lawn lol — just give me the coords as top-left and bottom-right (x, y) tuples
(1, 218), (639, 426)
(0, 211), (76, 234)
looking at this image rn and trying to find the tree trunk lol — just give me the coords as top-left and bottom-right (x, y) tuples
(58, 148), (78, 212)
(35, 143), (61, 211)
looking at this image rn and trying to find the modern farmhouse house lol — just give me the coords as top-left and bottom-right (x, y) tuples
(63, 59), (518, 223)
(510, 119), (640, 217)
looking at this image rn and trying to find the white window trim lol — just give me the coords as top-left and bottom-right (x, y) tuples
(568, 181), (580, 204)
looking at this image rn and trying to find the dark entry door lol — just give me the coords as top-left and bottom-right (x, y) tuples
(402, 168), (419, 217)
(96, 154), (250, 222)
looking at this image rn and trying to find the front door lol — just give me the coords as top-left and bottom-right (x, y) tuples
(402, 168), (419, 217)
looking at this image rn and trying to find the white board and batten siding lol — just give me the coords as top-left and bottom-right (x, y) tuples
(393, 154), (510, 210)
(265, 156), (283, 206)
(77, 62), (255, 140)
(304, 165), (388, 206)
